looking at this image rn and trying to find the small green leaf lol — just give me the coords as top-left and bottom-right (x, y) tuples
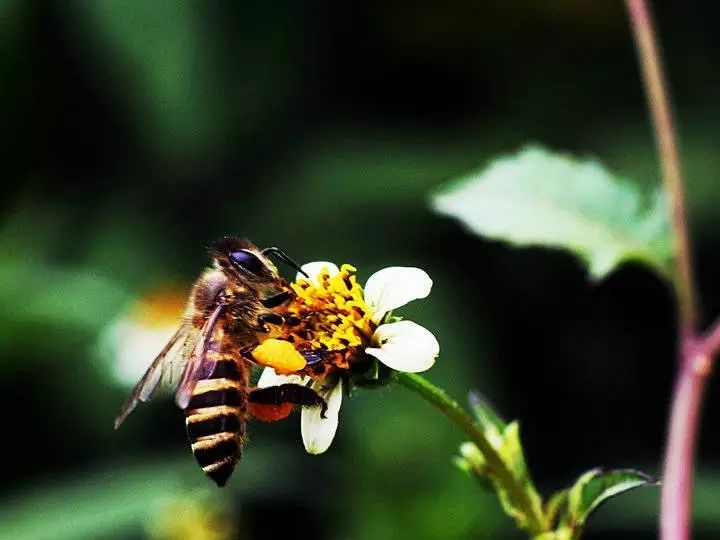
(469, 390), (507, 433)
(432, 146), (673, 280)
(535, 530), (573, 540)
(494, 479), (545, 535)
(456, 394), (546, 535)
(453, 442), (494, 492)
(492, 421), (545, 534)
(561, 468), (657, 536)
(456, 441), (486, 469)
(545, 490), (569, 529)
(499, 421), (528, 479)
(496, 487), (532, 532)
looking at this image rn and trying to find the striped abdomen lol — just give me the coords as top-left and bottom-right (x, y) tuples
(184, 354), (248, 486)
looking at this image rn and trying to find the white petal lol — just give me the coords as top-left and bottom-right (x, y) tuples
(296, 261), (340, 285)
(257, 367), (308, 388)
(363, 267), (432, 323)
(301, 377), (343, 454)
(366, 320), (439, 373)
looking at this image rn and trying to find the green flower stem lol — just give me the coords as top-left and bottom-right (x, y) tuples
(394, 371), (546, 537)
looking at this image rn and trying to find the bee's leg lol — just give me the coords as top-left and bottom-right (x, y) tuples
(248, 383), (328, 421)
(300, 350), (341, 366)
(256, 313), (284, 332)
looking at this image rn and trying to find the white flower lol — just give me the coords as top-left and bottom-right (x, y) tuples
(301, 376), (344, 454)
(259, 262), (439, 454)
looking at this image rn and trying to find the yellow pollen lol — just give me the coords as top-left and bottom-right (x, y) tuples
(287, 264), (374, 352)
(253, 339), (307, 374)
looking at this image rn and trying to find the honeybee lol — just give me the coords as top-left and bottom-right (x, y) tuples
(114, 237), (327, 486)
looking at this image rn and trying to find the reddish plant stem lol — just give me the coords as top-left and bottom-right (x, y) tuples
(698, 318), (720, 357)
(624, 0), (696, 335)
(661, 348), (711, 539)
(623, 1), (710, 539)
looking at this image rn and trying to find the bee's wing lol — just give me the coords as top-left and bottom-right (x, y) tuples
(114, 322), (197, 429)
(174, 301), (227, 410)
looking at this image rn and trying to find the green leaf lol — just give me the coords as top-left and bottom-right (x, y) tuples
(487, 420), (544, 534)
(499, 421), (528, 479)
(560, 468), (657, 536)
(456, 394), (546, 534)
(453, 442), (494, 492)
(535, 531), (573, 540)
(431, 146), (673, 280)
(545, 490), (569, 529)
(494, 476), (545, 535)
(468, 390), (507, 434)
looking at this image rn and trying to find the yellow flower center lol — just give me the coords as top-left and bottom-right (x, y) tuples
(288, 264), (375, 352)
(251, 264), (377, 378)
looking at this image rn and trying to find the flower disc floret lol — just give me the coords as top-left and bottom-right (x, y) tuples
(288, 264), (375, 352)
(257, 260), (439, 456)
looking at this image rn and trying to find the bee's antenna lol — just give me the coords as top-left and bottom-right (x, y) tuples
(262, 247), (309, 278)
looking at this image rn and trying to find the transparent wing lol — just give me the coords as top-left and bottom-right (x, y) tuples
(159, 328), (201, 392)
(114, 322), (198, 429)
(174, 302), (226, 409)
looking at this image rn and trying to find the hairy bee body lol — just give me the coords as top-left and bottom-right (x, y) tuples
(184, 327), (249, 486)
(115, 237), (327, 487)
(181, 267), (267, 486)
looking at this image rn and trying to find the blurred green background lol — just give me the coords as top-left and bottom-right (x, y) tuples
(2, 1), (720, 538)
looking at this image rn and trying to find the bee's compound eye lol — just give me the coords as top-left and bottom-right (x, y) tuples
(230, 250), (265, 275)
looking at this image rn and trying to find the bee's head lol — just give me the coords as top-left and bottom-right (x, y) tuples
(211, 237), (278, 284)
(211, 237), (307, 285)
